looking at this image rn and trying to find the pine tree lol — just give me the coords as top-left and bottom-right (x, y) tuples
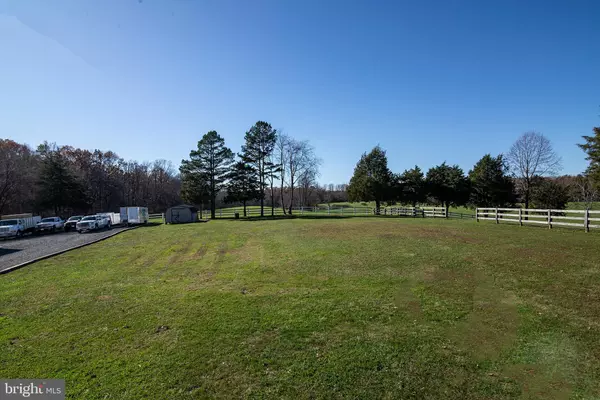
(241, 121), (277, 217)
(179, 169), (210, 219)
(426, 163), (470, 213)
(37, 150), (86, 215)
(225, 161), (261, 217)
(399, 166), (426, 207)
(578, 127), (600, 187)
(347, 146), (393, 212)
(468, 154), (515, 207)
(180, 131), (234, 219)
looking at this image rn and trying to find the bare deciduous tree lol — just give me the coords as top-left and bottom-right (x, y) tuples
(298, 163), (320, 208)
(0, 139), (36, 214)
(573, 175), (598, 209)
(506, 131), (562, 209)
(284, 138), (320, 214)
(275, 134), (290, 215)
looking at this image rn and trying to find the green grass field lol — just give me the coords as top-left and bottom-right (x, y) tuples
(2, 218), (600, 398)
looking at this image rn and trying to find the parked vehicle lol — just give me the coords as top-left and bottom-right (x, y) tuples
(96, 212), (121, 226)
(0, 214), (41, 239)
(36, 217), (65, 233)
(64, 215), (83, 232)
(76, 215), (111, 233)
(120, 207), (149, 226)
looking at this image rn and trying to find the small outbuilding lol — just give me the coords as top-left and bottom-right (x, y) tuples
(165, 204), (199, 224)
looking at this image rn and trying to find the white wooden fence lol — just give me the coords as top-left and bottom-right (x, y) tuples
(148, 213), (165, 223)
(476, 208), (600, 232)
(201, 206), (448, 219)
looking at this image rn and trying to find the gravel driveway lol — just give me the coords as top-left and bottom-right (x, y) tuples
(0, 227), (130, 273)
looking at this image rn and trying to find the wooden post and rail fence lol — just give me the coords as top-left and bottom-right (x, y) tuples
(155, 206), (598, 233)
(476, 207), (600, 232)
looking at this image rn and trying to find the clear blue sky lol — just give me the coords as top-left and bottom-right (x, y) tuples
(1, 0), (598, 184)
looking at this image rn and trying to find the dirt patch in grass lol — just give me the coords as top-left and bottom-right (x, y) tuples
(229, 239), (264, 265)
(397, 267), (520, 360)
(182, 244), (208, 261)
(411, 227), (484, 244)
(185, 271), (216, 291)
(451, 278), (520, 361)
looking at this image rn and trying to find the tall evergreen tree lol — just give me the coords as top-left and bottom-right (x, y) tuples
(37, 149), (87, 215)
(399, 166), (426, 207)
(179, 170), (209, 219)
(468, 154), (515, 207)
(426, 163), (470, 213)
(180, 131), (234, 219)
(578, 126), (600, 187)
(225, 161), (262, 217)
(241, 121), (278, 217)
(347, 146), (393, 212)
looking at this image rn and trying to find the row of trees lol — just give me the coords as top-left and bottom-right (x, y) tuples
(348, 130), (599, 212)
(4, 123), (597, 218)
(179, 121), (321, 218)
(0, 139), (181, 216)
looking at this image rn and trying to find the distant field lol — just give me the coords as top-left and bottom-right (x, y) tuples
(2, 218), (600, 398)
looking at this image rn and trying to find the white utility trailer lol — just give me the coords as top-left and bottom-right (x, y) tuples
(120, 207), (149, 226)
(97, 212), (121, 225)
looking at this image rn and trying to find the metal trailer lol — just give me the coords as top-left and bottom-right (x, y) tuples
(119, 207), (149, 226)
(96, 212), (121, 225)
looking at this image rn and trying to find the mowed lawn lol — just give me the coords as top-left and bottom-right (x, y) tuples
(1, 218), (600, 399)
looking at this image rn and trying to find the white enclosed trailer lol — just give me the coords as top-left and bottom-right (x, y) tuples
(120, 207), (149, 225)
(96, 212), (121, 225)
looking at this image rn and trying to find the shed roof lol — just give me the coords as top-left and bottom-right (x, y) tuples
(168, 204), (199, 212)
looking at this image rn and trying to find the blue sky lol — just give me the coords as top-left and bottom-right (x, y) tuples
(1, 0), (598, 184)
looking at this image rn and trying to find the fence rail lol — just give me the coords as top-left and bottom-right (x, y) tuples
(200, 206), (449, 219)
(148, 213), (165, 223)
(476, 207), (600, 232)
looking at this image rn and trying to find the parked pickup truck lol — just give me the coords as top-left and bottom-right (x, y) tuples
(64, 216), (83, 232)
(76, 215), (111, 233)
(36, 217), (65, 233)
(0, 215), (41, 239)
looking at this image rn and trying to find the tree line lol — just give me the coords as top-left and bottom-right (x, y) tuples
(347, 128), (600, 212)
(179, 121), (321, 218)
(0, 140), (181, 216)
(3, 122), (598, 218)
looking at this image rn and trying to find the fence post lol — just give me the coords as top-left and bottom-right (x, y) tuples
(301, 207), (304, 215)
(162, 213), (165, 224)
(495, 208), (499, 224)
(585, 209), (590, 233)
(548, 209), (552, 229)
(445, 207), (448, 219)
(353, 207), (356, 215)
(519, 208), (522, 226)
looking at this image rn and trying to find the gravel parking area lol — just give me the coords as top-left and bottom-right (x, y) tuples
(0, 227), (130, 273)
